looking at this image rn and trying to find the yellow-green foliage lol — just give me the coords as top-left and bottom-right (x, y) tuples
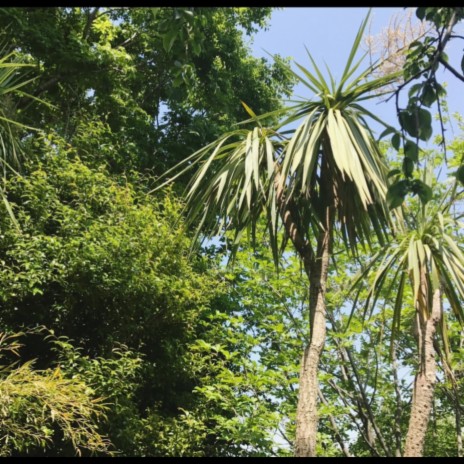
(0, 330), (111, 456)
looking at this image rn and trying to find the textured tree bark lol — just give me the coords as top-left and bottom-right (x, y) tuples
(456, 391), (463, 458)
(295, 217), (330, 457)
(404, 286), (442, 457)
(457, 330), (464, 458)
(295, 157), (334, 457)
(391, 344), (404, 457)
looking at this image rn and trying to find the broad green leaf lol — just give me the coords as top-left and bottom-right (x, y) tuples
(417, 108), (433, 141)
(399, 110), (417, 138)
(420, 83), (436, 107)
(387, 180), (409, 209)
(391, 133), (401, 151)
(456, 165), (464, 185)
(416, 7), (426, 20)
(399, 107), (432, 141)
(162, 29), (178, 53)
(404, 140), (419, 162)
(388, 168), (401, 178)
(408, 82), (423, 98)
(411, 179), (432, 204)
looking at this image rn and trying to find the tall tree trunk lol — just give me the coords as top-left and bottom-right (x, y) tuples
(295, 159), (334, 457)
(454, 331), (464, 458)
(404, 286), (442, 457)
(456, 385), (463, 457)
(295, 229), (330, 456)
(391, 343), (404, 457)
(456, 330), (463, 457)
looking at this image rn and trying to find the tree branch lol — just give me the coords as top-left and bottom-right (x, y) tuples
(318, 387), (352, 457)
(326, 378), (380, 457)
(438, 57), (464, 83)
(82, 7), (100, 42)
(327, 312), (392, 457)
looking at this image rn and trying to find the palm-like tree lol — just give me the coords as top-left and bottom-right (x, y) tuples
(0, 48), (37, 225)
(351, 176), (464, 456)
(157, 14), (398, 457)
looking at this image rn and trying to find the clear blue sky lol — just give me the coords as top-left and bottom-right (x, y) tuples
(247, 7), (464, 146)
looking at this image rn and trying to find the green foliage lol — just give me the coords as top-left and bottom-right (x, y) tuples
(1, 5), (464, 457)
(0, 135), (229, 455)
(0, 50), (32, 171)
(0, 7), (294, 177)
(51, 337), (145, 455)
(399, 106), (432, 141)
(387, 177), (432, 209)
(389, 7), (464, 206)
(0, 45), (46, 228)
(0, 9), (298, 456)
(131, 231), (307, 457)
(355, 181), (464, 349)
(0, 134), (218, 351)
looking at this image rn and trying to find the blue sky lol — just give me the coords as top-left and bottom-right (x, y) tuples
(246, 7), (464, 146)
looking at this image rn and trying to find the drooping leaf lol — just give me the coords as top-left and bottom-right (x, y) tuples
(417, 108), (433, 141)
(391, 133), (401, 151)
(404, 140), (419, 162)
(399, 107), (433, 141)
(399, 110), (417, 138)
(377, 126), (396, 141)
(420, 82), (436, 107)
(402, 156), (414, 178)
(416, 7), (427, 20)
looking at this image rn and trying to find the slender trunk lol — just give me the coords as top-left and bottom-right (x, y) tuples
(391, 343), (403, 457)
(404, 287), (442, 456)
(457, 385), (463, 457)
(295, 220), (330, 457)
(456, 330), (463, 457)
(295, 159), (334, 457)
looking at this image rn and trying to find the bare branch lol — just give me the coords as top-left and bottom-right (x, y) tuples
(438, 57), (464, 83)
(318, 387), (352, 457)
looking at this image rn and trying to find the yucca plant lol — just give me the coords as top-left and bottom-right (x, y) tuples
(156, 13), (399, 457)
(350, 171), (464, 456)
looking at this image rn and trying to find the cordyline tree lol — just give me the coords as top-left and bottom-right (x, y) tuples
(361, 6), (464, 457)
(156, 15), (398, 457)
(351, 165), (464, 456)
